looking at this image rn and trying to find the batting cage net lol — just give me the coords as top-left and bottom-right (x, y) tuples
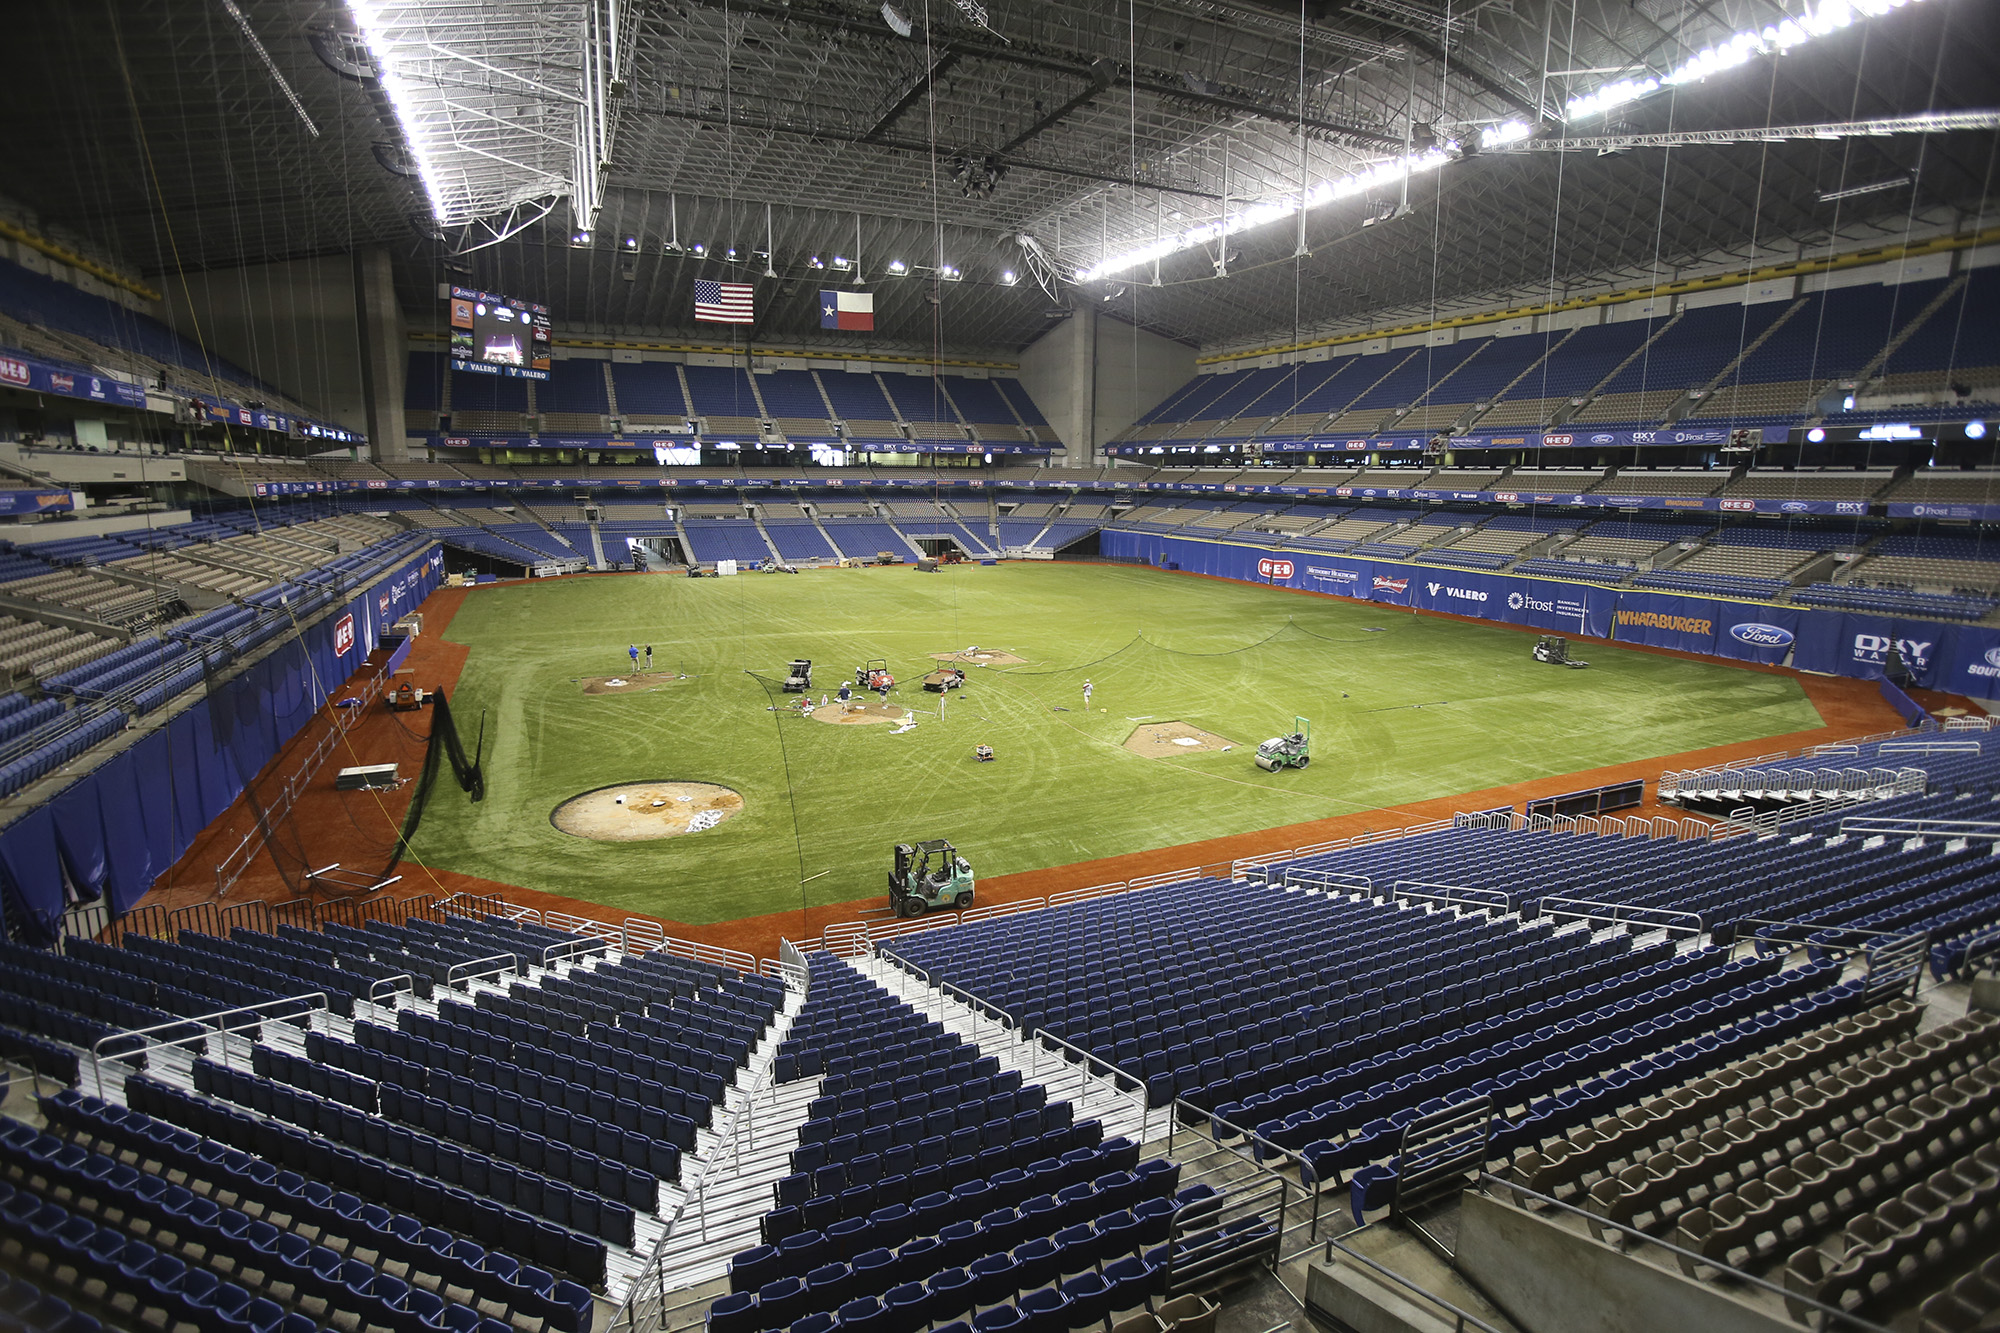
(383, 689), (485, 877)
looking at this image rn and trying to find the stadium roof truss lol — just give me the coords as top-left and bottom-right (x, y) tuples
(1, 0), (1991, 353)
(346, 0), (634, 237)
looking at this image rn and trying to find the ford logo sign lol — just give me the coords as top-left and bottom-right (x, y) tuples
(1589, 434), (1615, 444)
(1780, 501), (1809, 512)
(1985, 647), (2000, 668)
(1729, 622), (1795, 648)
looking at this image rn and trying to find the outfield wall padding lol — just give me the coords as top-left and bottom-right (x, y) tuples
(0, 545), (445, 944)
(1099, 530), (2000, 702)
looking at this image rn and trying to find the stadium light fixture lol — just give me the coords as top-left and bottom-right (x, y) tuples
(1077, 1), (1920, 283)
(1806, 427), (1827, 442)
(571, 229), (592, 246)
(346, 1), (447, 222)
(1000, 270), (1017, 285)
(1566, 0), (1926, 121)
(622, 235), (639, 250)
(887, 259), (909, 275)
(831, 255), (854, 271)
(808, 255), (826, 269)
(1969, 420), (1989, 439)
(690, 242), (707, 257)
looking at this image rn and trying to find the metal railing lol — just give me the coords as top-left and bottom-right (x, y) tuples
(1537, 896), (1705, 937)
(1386, 879), (1512, 916)
(444, 952), (522, 991)
(88, 992), (329, 1099)
(622, 916), (758, 974)
(1838, 814), (2000, 842)
(1319, 1238), (1509, 1333)
(1280, 869), (1374, 897)
(1476, 1174), (1895, 1333)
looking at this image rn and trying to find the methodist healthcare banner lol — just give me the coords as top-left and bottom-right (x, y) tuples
(1098, 529), (2000, 704)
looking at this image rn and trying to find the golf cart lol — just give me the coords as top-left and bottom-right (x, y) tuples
(889, 839), (974, 916)
(783, 659), (813, 693)
(1254, 716), (1311, 772)
(1533, 635), (1589, 669)
(856, 658), (895, 692)
(922, 667), (966, 692)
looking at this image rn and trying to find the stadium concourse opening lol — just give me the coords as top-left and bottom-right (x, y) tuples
(5, 0), (2000, 1329)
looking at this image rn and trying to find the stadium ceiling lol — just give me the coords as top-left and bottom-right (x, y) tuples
(4, 0), (1996, 355)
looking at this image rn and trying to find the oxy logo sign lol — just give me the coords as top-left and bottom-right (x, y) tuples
(334, 614), (356, 657)
(1852, 634), (1932, 669)
(1372, 576), (1409, 594)
(1835, 501), (1868, 515)
(1257, 558), (1295, 579)
(1728, 622), (1795, 648)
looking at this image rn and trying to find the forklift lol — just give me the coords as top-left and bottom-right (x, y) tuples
(888, 840), (974, 916)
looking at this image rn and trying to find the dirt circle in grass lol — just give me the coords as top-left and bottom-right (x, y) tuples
(931, 649), (1027, 666)
(551, 782), (743, 841)
(807, 701), (913, 725)
(1122, 720), (1238, 758)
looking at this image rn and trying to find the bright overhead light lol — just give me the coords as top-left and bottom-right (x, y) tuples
(887, 259), (908, 275)
(571, 229), (592, 246)
(1000, 270), (1017, 285)
(725, 247), (738, 260)
(807, 255), (825, 269)
(1566, 0), (1926, 120)
(690, 242), (707, 257)
(1968, 420), (1989, 440)
(939, 265), (962, 281)
(347, 1), (446, 221)
(831, 255), (854, 271)
(621, 235), (638, 250)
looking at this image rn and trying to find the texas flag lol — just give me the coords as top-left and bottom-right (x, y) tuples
(820, 289), (875, 331)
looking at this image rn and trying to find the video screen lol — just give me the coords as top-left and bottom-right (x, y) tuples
(448, 286), (551, 379)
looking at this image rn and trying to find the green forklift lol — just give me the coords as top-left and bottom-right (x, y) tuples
(889, 839), (975, 916)
(1254, 717), (1311, 772)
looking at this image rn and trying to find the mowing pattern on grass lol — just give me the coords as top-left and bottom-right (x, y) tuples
(411, 563), (1824, 924)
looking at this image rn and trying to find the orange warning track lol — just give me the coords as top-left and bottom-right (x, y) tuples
(135, 578), (1981, 967)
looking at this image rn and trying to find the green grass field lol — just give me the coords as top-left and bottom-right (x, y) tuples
(412, 562), (1824, 923)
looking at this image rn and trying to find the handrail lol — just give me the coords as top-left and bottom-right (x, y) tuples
(90, 991), (329, 1099)
(1321, 1238), (1509, 1333)
(1282, 869), (1373, 896)
(1020, 1020), (1157, 1141)
(1476, 1174), (1895, 1333)
(623, 916), (757, 973)
(542, 937), (611, 968)
(445, 952), (521, 990)
(1838, 814), (2000, 841)
(1387, 879), (1510, 915)
(365, 974), (415, 1010)
(1537, 895), (1705, 936)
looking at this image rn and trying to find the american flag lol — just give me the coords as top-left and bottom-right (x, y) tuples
(694, 279), (755, 324)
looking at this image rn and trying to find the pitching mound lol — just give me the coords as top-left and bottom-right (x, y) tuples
(931, 649), (1027, 666)
(809, 701), (913, 725)
(1123, 720), (1237, 758)
(551, 782), (743, 841)
(581, 672), (690, 695)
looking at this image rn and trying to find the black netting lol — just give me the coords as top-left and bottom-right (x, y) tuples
(383, 689), (485, 878)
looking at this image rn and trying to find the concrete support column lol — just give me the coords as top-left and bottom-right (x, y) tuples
(352, 248), (406, 464)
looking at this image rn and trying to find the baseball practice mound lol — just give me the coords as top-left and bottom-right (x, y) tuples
(809, 701), (912, 725)
(581, 672), (691, 695)
(551, 782), (743, 841)
(931, 649), (1027, 666)
(1123, 720), (1237, 758)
